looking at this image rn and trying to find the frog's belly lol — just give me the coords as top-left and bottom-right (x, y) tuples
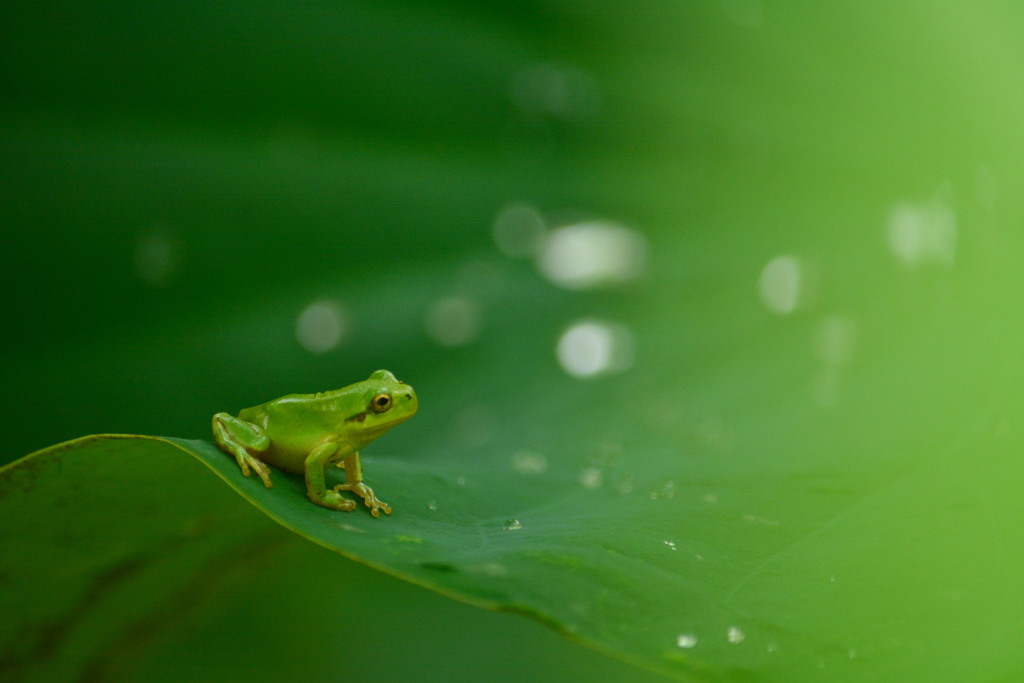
(261, 438), (346, 473)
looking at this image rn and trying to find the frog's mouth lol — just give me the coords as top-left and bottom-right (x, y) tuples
(366, 411), (414, 436)
(346, 407), (415, 436)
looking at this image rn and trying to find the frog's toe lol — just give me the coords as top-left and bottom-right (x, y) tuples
(315, 490), (357, 511)
(369, 497), (392, 516)
(250, 460), (273, 488)
(235, 454), (272, 488)
(333, 484), (390, 517)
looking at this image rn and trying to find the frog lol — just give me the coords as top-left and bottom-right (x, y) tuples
(212, 370), (417, 517)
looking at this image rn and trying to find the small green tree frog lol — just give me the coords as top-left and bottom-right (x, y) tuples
(212, 370), (417, 517)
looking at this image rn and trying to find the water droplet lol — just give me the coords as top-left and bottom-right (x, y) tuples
(456, 476), (467, 486)
(848, 647), (858, 659)
(676, 633), (698, 648)
(493, 203), (546, 258)
(759, 255), (802, 314)
(557, 320), (635, 378)
(512, 451), (548, 474)
(578, 467), (603, 489)
(727, 626), (745, 644)
(503, 519), (523, 530)
(766, 641), (779, 654)
(538, 221), (646, 290)
(702, 493), (719, 504)
(424, 296), (481, 347)
(427, 500), (438, 511)
(296, 300), (347, 354)
(664, 540), (677, 551)
(617, 477), (635, 495)
(650, 480), (675, 500)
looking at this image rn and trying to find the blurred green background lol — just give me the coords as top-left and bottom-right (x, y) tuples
(4, 1), (1024, 681)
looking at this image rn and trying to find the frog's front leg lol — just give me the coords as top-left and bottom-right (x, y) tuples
(304, 442), (358, 511)
(334, 452), (392, 517)
(212, 413), (273, 488)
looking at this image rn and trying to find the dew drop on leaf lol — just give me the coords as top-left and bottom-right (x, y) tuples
(676, 633), (698, 649)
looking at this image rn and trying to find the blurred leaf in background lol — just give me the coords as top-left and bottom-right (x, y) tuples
(4, 1), (1024, 681)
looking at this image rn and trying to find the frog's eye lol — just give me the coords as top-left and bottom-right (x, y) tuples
(371, 393), (392, 413)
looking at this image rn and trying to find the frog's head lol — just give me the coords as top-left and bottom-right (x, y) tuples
(347, 370), (418, 442)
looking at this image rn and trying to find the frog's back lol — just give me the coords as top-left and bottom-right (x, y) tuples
(236, 392), (311, 428)
(237, 388), (360, 428)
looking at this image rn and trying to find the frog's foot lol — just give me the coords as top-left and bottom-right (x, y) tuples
(310, 489), (358, 512)
(212, 413), (273, 488)
(215, 439), (272, 487)
(334, 482), (392, 517)
(235, 452), (273, 488)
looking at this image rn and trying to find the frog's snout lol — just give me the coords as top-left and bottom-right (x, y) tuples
(402, 389), (418, 414)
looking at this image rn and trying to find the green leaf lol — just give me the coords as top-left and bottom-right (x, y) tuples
(0, 435), (284, 682)
(6, 398), (1024, 682)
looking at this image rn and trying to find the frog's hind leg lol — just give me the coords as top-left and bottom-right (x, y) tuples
(212, 413), (273, 487)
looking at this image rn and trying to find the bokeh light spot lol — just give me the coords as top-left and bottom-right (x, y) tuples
(758, 256), (802, 314)
(512, 62), (600, 119)
(811, 315), (857, 408)
(295, 300), (347, 354)
(493, 203), (546, 258)
(557, 320), (635, 378)
(425, 296), (482, 348)
(814, 315), (857, 365)
(579, 467), (603, 489)
(538, 222), (646, 290)
(887, 198), (957, 268)
(512, 451), (548, 474)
